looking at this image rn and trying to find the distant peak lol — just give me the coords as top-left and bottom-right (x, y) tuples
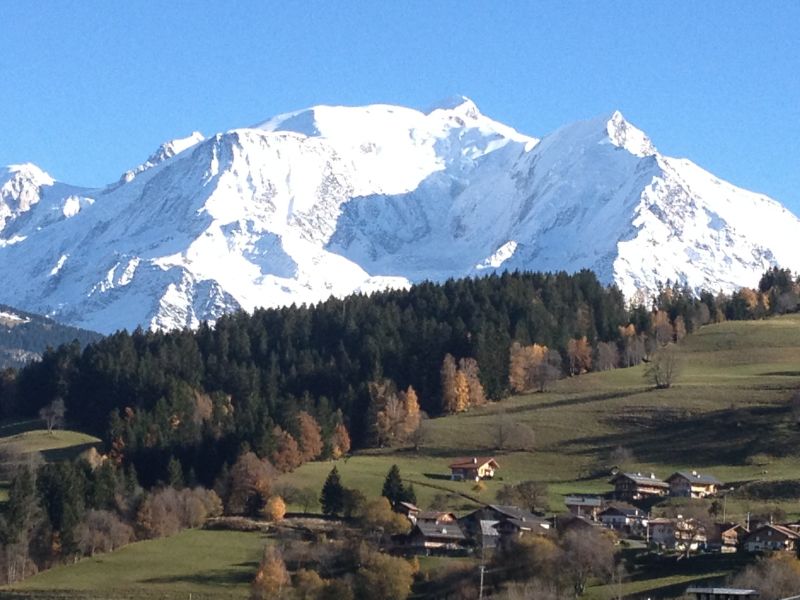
(425, 95), (480, 118)
(2, 163), (55, 185)
(121, 132), (205, 184)
(605, 110), (656, 157)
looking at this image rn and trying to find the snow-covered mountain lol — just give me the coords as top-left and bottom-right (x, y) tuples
(1, 97), (798, 333)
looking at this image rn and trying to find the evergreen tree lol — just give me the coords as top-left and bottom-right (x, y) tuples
(167, 456), (184, 489)
(381, 465), (405, 508)
(320, 467), (344, 516)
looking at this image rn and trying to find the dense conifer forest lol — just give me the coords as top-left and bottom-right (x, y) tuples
(0, 267), (794, 489)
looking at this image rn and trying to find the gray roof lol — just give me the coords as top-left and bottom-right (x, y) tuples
(669, 471), (722, 485)
(488, 504), (541, 522)
(565, 496), (603, 507)
(614, 472), (669, 487)
(479, 520), (500, 537)
(414, 520), (466, 540)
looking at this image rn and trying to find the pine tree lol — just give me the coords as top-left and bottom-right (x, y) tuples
(320, 467), (344, 516)
(382, 465), (405, 508)
(167, 456), (184, 489)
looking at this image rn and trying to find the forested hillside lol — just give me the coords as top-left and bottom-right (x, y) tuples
(1, 267), (794, 490)
(0, 304), (102, 368)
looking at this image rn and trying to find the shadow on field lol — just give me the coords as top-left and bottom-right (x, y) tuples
(560, 404), (797, 467)
(142, 565), (254, 586)
(41, 441), (100, 462)
(462, 388), (650, 418)
(760, 370), (800, 377)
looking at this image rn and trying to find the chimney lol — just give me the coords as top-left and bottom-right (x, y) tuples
(692, 470), (698, 477)
(650, 473), (656, 479)
(473, 457), (477, 464)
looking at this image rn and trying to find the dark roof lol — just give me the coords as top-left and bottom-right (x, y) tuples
(668, 471), (722, 486)
(449, 457), (499, 469)
(612, 472), (669, 487)
(414, 520), (466, 541)
(745, 523), (800, 540)
(599, 505), (644, 518)
(488, 504), (541, 522)
(564, 496), (603, 507)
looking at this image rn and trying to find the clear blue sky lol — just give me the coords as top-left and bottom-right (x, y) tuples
(2, 2), (798, 211)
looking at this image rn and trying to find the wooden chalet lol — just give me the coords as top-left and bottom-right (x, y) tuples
(449, 457), (499, 481)
(564, 495), (604, 520)
(706, 522), (747, 553)
(667, 471), (722, 498)
(742, 523), (800, 552)
(397, 502), (420, 524)
(610, 472), (669, 500)
(407, 520), (467, 555)
(459, 504), (550, 546)
(598, 503), (648, 532)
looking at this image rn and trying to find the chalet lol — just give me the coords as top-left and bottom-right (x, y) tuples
(449, 457), (499, 481)
(598, 504), (648, 533)
(610, 472), (669, 500)
(407, 520), (467, 555)
(416, 511), (457, 524)
(397, 502), (420, 524)
(648, 517), (707, 552)
(686, 588), (758, 600)
(556, 514), (602, 535)
(667, 471), (722, 498)
(564, 495), (604, 520)
(459, 504), (550, 545)
(706, 523), (747, 553)
(742, 523), (800, 553)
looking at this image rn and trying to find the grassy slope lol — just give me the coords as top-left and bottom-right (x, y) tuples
(0, 421), (101, 502)
(6, 529), (268, 599)
(280, 315), (800, 521)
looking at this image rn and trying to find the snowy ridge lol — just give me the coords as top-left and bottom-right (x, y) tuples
(0, 99), (798, 333)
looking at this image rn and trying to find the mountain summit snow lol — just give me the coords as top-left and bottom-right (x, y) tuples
(1, 100), (797, 333)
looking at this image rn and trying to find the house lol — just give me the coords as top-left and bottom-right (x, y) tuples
(477, 519), (501, 549)
(685, 588), (758, 600)
(397, 502), (420, 524)
(706, 523), (747, 553)
(598, 504), (648, 533)
(667, 471), (722, 498)
(742, 523), (800, 552)
(610, 472), (669, 500)
(564, 495), (604, 520)
(556, 513), (603, 535)
(416, 511), (457, 524)
(648, 517), (707, 552)
(407, 520), (468, 555)
(459, 504), (550, 545)
(449, 457), (499, 481)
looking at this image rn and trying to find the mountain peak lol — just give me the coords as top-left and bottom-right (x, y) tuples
(121, 131), (205, 183)
(425, 95), (480, 118)
(605, 110), (657, 157)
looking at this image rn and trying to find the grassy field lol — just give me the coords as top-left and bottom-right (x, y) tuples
(0, 420), (102, 502)
(5, 529), (268, 600)
(279, 315), (800, 521)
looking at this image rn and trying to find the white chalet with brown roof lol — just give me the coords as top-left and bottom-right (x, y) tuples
(449, 457), (498, 481)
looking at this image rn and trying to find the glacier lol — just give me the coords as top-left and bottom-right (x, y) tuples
(1, 97), (798, 333)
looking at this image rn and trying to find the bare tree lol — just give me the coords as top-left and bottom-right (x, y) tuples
(38, 397), (66, 434)
(644, 347), (680, 389)
(494, 413), (536, 452)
